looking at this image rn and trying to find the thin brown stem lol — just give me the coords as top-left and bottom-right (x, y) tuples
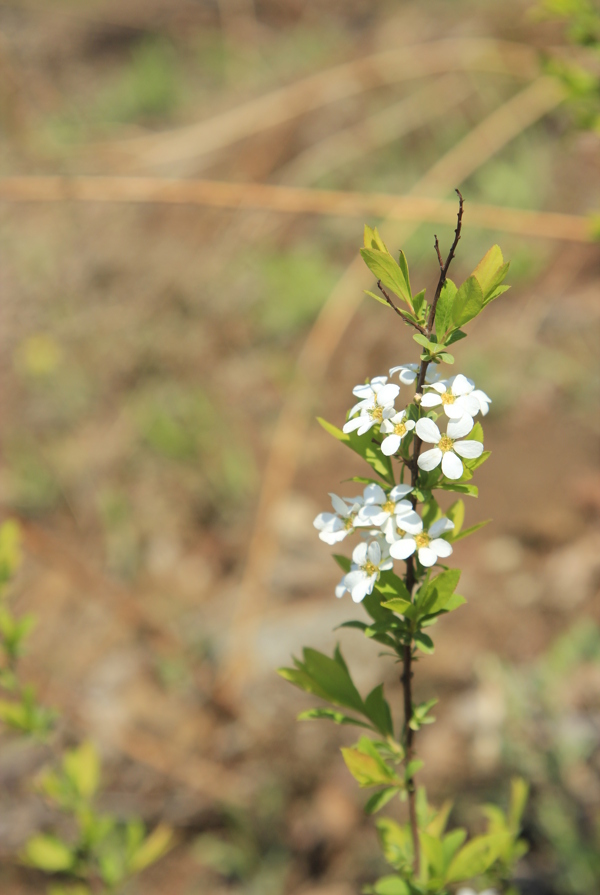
(426, 189), (464, 333)
(377, 281), (427, 334)
(400, 191), (465, 877)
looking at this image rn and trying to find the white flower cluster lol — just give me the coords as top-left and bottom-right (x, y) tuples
(315, 365), (491, 602)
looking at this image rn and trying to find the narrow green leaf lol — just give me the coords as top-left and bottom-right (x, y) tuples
(364, 224), (387, 252)
(341, 740), (397, 788)
(360, 248), (412, 309)
(371, 875), (410, 895)
(317, 417), (395, 484)
(452, 275), (484, 327)
(333, 554), (351, 573)
(484, 283), (510, 304)
(398, 250), (412, 299)
(365, 787), (400, 815)
(434, 278), (457, 339)
(128, 825), (173, 874)
(298, 708), (373, 729)
(508, 777), (529, 835)
(364, 684), (394, 737)
(302, 648), (364, 712)
(436, 482), (479, 497)
(446, 499), (465, 538)
(452, 519), (491, 542)
(412, 288), (426, 316)
(413, 333), (437, 350)
(365, 289), (392, 307)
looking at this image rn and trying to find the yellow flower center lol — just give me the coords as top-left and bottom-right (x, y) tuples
(382, 500), (395, 515)
(369, 405), (383, 422)
(438, 435), (454, 453)
(394, 421), (407, 437)
(363, 561), (378, 575)
(344, 516), (354, 530)
(415, 532), (430, 549)
(441, 391), (455, 405)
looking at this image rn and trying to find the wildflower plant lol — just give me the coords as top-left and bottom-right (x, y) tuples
(279, 195), (529, 895)
(0, 521), (172, 894)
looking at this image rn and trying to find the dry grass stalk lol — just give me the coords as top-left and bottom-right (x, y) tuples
(92, 38), (540, 171)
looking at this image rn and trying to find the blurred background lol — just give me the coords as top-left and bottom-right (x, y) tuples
(0, 0), (599, 893)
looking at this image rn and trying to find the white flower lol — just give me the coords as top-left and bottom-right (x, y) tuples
(356, 483), (414, 528)
(335, 538), (393, 603)
(380, 410), (416, 456)
(313, 493), (363, 545)
(421, 373), (480, 419)
(343, 377), (400, 437)
(415, 416), (483, 480)
(388, 516), (454, 568)
(389, 363), (441, 386)
(471, 388), (491, 415)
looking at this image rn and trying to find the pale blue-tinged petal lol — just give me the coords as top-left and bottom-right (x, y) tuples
(418, 448), (442, 471)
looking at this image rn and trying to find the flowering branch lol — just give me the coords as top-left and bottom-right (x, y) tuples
(279, 207), (528, 895)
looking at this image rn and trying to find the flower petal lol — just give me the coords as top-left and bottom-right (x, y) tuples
(451, 373), (472, 396)
(396, 511), (423, 534)
(453, 440), (484, 459)
(335, 577), (348, 598)
(351, 575), (376, 602)
(420, 393), (442, 408)
(367, 540), (382, 565)
(390, 484), (413, 500)
(352, 542), (368, 565)
(342, 416), (364, 434)
(357, 418), (376, 436)
(418, 448), (442, 471)
(447, 415), (473, 439)
(329, 493), (349, 515)
(441, 451), (463, 479)
(431, 538), (453, 558)
(417, 546), (438, 567)
(363, 483), (387, 505)
(376, 384), (400, 406)
(381, 434), (401, 456)
(429, 516), (454, 538)
(415, 417), (441, 443)
(319, 528), (349, 545)
(389, 538), (416, 560)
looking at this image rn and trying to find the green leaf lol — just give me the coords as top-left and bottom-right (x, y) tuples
(128, 824), (173, 873)
(0, 520), (21, 585)
(24, 834), (74, 872)
(452, 519), (491, 542)
(380, 597), (411, 615)
(333, 554), (351, 573)
(360, 248), (412, 309)
(446, 832), (512, 883)
(364, 224), (387, 252)
(437, 482), (479, 497)
(412, 288), (426, 317)
(301, 647), (364, 712)
(442, 828), (468, 868)
(375, 570), (412, 602)
(370, 875), (410, 895)
(365, 787), (400, 815)
(438, 351), (454, 364)
(277, 667), (331, 702)
(405, 758), (424, 778)
(446, 329), (467, 346)
(317, 417), (395, 484)
(298, 707), (372, 729)
(420, 830), (445, 877)
(413, 333), (438, 351)
(341, 738), (397, 788)
(435, 278), (457, 339)
(446, 500), (465, 538)
(452, 275), (484, 327)
(414, 631), (435, 654)
(416, 570), (461, 616)
(364, 684), (394, 737)
(63, 741), (100, 800)
(398, 251), (412, 300)
(508, 777), (529, 835)
(466, 421), (484, 442)
(365, 289), (391, 307)
(485, 283), (510, 304)
(472, 245), (505, 296)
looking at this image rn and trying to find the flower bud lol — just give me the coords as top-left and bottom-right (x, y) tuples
(414, 392), (423, 404)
